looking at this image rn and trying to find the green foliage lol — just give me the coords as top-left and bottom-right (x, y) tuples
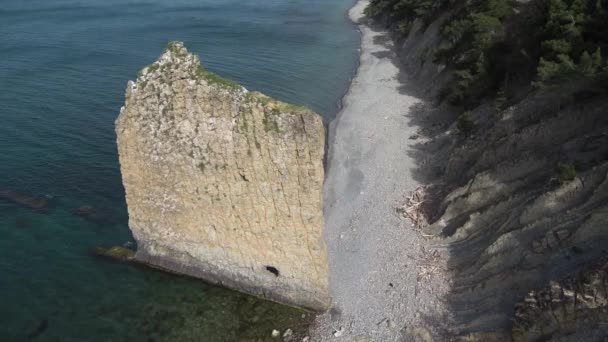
(195, 67), (242, 91)
(167, 41), (187, 57)
(365, 0), (450, 35)
(579, 50), (595, 76)
(246, 92), (309, 133)
(536, 54), (577, 85)
(138, 63), (160, 79)
(262, 110), (281, 133)
(432, 1), (515, 105)
(147, 64), (160, 74)
(457, 111), (475, 136)
(541, 39), (572, 56)
(601, 63), (608, 89)
(367, 0), (608, 105)
(557, 163), (577, 183)
(533, 0), (608, 87)
(493, 85), (508, 113)
(245, 92), (310, 113)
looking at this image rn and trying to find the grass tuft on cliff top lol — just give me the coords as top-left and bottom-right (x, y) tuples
(245, 92), (311, 113)
(167, 41), (188, 57)
(195, 67), (242, 91)
(165, 41), (243, 91)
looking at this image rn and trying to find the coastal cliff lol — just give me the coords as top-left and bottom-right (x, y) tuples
(115, 42), (329, 311)
(365, 0), (608, 340)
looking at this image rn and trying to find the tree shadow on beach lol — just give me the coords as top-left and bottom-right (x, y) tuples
(356, 13), (581, 340)
(363, 18), (463, 215)
(363, 18), (608, 340)
(356, 16), (478, 340)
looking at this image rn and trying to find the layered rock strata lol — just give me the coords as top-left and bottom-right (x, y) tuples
(115, 42), (329, 311)
(512, 258), (608, 341)
(375, 12), (608, 339)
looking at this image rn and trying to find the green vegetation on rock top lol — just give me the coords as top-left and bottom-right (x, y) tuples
(163, 41), (243, 91)
(167, 41), (188, 57)
(195, 67), (242, 91)
(245, 92), (311, 113)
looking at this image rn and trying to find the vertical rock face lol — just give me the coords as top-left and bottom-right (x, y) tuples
(115, 42), (329, 311)
(512, 258), (608, 341)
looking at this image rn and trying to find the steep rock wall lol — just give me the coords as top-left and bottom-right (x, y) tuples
(115, 42), (329, 311)
(427, 92), (608, 335)
(512, 258), (608, 341)
(380, 13), (608, 339)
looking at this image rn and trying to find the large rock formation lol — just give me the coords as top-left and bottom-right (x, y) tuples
(115, 42), (329, 311)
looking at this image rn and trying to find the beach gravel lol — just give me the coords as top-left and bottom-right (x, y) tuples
(308, 1), (440, 341)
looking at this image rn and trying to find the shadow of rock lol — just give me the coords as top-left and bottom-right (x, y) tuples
(367, 13), (608, 340)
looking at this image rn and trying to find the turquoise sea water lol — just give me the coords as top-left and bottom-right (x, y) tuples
(0, 0), (359, 340)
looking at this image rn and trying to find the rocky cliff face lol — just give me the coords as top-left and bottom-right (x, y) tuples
(115, 42), (329, 311)
(512, 258), (608, 341)
(424, 90), (608, 337)
(380, 13), (608, 340)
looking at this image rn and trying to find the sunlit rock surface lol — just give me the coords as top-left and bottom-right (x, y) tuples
(115, 42), (329, 311)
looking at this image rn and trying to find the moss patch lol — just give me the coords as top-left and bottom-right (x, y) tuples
(246, 92), (310, 113)
(239, 113), (249, 132)
(166, 41), (187, 57)
(196, 67), (242, 91)
(457, 111), (475, 137)
(94, 246), (135, 262)
(137, 64), (160, 85)
(263, 112), (281, 133)
(147, 63), (160, 74)
(557, 163), (577, 184)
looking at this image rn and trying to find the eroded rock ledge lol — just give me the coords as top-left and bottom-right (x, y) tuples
(512, 258), (608, 341)
(115, 42), (329, 311)
(373, 8), (608, 339)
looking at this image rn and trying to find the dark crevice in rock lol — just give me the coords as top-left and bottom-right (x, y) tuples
(265, 266), (280, 277)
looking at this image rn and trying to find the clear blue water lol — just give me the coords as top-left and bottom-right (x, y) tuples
(0, 0), (359, 340)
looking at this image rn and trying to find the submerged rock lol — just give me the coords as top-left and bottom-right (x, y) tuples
(26, 318), (48, 340)
(94, 246), (136, 262)
(115, 42), (328, 311)
(73, 205), (114, 225)
(0, 189), (49, 211)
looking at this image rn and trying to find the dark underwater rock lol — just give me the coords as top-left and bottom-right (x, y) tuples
(0, 189), (49, 211)
(73, 205), (114, 225)
(15, 216), (31, 229)
(93, 246), (136, 262)
(26, 318), (48, 340)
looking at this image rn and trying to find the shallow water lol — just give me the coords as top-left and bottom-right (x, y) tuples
(0, 0), (358, 340)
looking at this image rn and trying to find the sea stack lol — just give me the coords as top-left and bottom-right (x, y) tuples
(115, 42), (329, 311)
